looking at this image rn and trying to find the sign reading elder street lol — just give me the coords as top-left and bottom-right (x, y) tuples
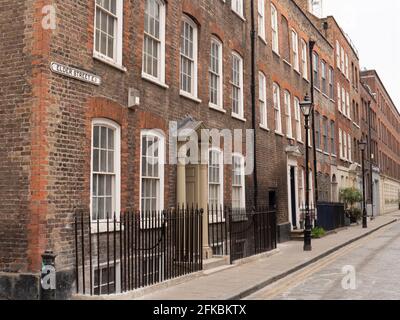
(50, 62), (101, 86)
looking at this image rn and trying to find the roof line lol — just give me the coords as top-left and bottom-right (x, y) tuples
(323, 15), (359, 59)
(361, 69), (400, 118)
(290, 0), (333, 49)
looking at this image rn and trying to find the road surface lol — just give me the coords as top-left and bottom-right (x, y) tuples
(246, 221), (400, 300)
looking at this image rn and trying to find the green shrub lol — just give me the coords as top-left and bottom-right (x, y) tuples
(312, 227), (326, 239)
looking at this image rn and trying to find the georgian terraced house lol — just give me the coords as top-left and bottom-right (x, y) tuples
(1, 0), (400, 299)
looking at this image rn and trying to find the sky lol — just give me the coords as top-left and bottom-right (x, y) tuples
(322, 0), (400, 108)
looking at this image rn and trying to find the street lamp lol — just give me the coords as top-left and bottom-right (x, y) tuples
(359, 139), (368, 229)
(300, 94), (313, 251)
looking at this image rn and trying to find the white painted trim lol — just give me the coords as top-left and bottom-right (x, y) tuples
(93, 0), (124, 68)
(232, 153), (246, 209)
(139, 129), (165, 221)
(180, 15), (199, 99)
(208, 147), (225, 220)
(90, 118), (121, 232)
(231, 51), (244, 119)
(210, 36), (224, 109)
(142, 0), (166, 84)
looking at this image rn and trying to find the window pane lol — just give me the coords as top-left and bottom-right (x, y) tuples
(94, 126), (100, 148)
(98, 175), (105, 196)
(100, 150), (107, 172)
(108, 151), (114, 172)
(93, 149), (99, 172)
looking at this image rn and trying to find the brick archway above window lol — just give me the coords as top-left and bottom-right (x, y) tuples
(87, 97), (127, 126)
(182, 1), (203, 26)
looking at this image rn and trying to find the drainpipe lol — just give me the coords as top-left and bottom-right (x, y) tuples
(308, 40), (318, 206)
(367, 100), (374, 218)
(250, 0), (258, 208)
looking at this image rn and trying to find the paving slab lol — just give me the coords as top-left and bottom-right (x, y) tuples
(135, 213), (398, 300)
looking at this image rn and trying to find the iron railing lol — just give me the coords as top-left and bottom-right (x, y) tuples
(75, 205), (278, 296)
(316, 202), (346, 231)
(208, 206), (277, 263)
(74, 206), (203, 296)
(228, 207), (277, 263)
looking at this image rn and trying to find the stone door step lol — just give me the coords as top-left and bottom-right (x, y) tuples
(203, 256), (230, 271)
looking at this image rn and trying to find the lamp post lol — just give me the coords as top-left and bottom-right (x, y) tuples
(359, 139), (368, 229)
(300, 94), (313, 251)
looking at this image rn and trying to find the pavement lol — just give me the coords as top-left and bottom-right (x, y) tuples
(135, 212), (398, 300)
(247, 218), (400, 300)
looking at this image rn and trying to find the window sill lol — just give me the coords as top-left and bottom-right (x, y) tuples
(297, 140), (304, 144)
(322, 93), (330, 100)
(275, 131), (284, 137)
(287, 136), (295, 141)
(231, 113), (246, 122)
(353, 122), (360, 129)
(141, 73), (169, 89)
(272, 49), (280, 58)
(314, 87), (321, 93)
(283, 59), (292, 67)
(294, 68), (301, 76)
(180, 90), (202, 103)
(91, 223), (122, 234)
(323, 151), (330, 156)
(260, 124), (270, 131)
(303, 77), (310, 84)
(232, 10), (246, 22)
(209, 103), (226, 114)
(258, 36), (267, 45)
(93, 53), (127, 72)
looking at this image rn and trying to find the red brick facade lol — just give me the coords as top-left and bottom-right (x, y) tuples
(0, 0), (399, 299)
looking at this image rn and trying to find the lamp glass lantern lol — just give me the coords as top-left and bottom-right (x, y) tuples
(358, 140), (367, 151)
(300, 94), (313, 117)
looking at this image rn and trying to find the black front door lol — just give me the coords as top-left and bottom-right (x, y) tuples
(290, 167), (297, 229)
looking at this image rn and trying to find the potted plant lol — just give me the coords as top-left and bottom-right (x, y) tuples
(340, 187), (362, 224)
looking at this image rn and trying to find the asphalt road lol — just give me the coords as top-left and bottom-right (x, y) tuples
(247, 221), (400, 300)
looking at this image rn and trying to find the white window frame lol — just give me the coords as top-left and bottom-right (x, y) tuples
(291, 30), (299, 72)
(301, 39), (308, 80)
(259, 71), (268, 129)
(346, 91), (351, 119)
(336, 40), (340, 69)
(294, 97), (302, 142)
(139, 130), (165, 222)
(348, 134), (352, 163)
(343, 131), (348, 160)
(340, 46), (345, 73)
(258, 0), (266, 40)
(208, 147), (224, 212)
(90, 119), (121, 231)
(93, 0), (124, 68)
(284, 90), (293, 139)
(273, 83), (282, 134)
(92, 261), (121, 295)
(232, 153), (246, 210)
(180, 15), (199, 99)
(231, 52), (244, 119)
(231, 0), (244, 18)
(321, 60), (327, 95)
(142, 0), (166, 85)
(345, 53), (349, 79)
(339, 128), (343, 159)
(337, 83), (341, 112)
(271, 4), (279, 54)
(328, 67), (334, 99)
(341, 87), (346, 115)
(209, 37), (224, 110)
